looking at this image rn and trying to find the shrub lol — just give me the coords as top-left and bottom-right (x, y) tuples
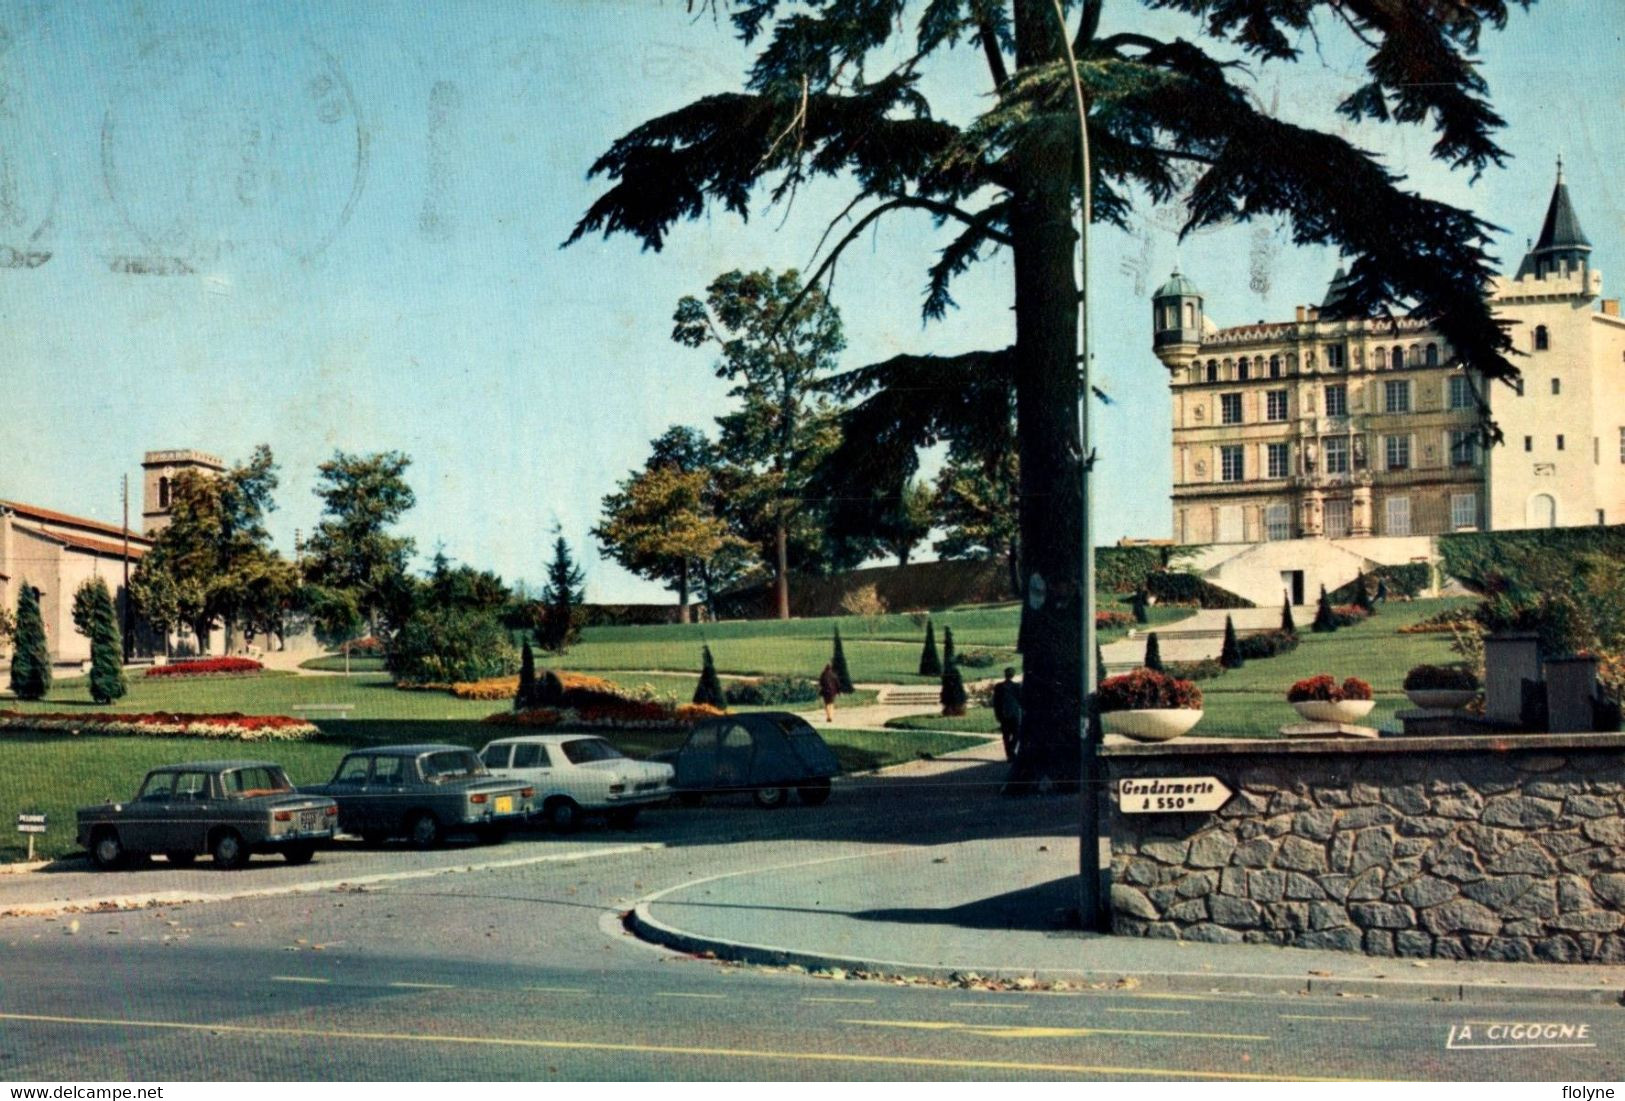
(1329, 563), (1430, 603)
(694, 645), (726, 708)
(1287, 675), (1373, 703)
(1144, 571), (1253, 609)
(839, 584), (888, 618)
(1399, 606), (1478, 634)
(1097, 669), (1202, 712)
(450, 676), (521, 700)
(955, 647), (1000, 669)
(1096, 610), (1134, 631)
(724, 675), (819, 706)
(1143, 632), (1163, 672)
(344, 635), (387, 656)
(1331, 605), (1371, 628)
(389, 606), (518, 685)
(146, 657), (264, 678)
(9, 585), (51, 701)
(1403, 665), (1480, 691)
(1219, 616), (1243, 669)
(942, 625), (957, 668)
(1237, 629), (1300, 661)
(1281, 595), (1297, 636)
(84, 579), (126, 705)
(831, 627), (855, 693)
(919, 621), (942, 676)
(1311, 585), (1337, 633)
(940, 662), (968, 716)
(1164, 658), (1224, 681)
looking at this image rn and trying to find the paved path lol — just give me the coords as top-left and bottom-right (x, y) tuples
(1102, 606), (1289, 671)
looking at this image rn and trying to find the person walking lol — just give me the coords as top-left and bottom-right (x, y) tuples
(818, 662), (841, 724)
(992, 666), (1023, 761)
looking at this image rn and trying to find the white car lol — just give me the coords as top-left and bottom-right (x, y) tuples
(477, 734), (675, 831)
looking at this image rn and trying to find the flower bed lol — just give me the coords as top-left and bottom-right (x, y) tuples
(0, 710), (321, 741)
(1097, 669), (1203, 713)
(485, 701), (725, 732)
(145, 657), (264, 678)
(1095, 610), (1134, 631)
(1287, 675), (1373, 703)
(1403, 665), (1480, 691)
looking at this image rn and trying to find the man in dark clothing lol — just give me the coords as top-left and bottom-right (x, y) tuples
(818, 663), (841, 723)
(992, 667), (1023, 760)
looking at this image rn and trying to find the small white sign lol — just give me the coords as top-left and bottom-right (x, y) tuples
(1119, 777), (1233, 814)
(16, 813), (47, 834)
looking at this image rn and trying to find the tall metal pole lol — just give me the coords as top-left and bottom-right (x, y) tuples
(122, 474), (133, 661)
(1050, 0), (1105, 932)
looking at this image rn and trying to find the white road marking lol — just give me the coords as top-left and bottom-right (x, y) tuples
(271, 976), (331, 985)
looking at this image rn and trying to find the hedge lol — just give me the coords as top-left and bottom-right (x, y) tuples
(1144, 571), (1254, 609)
(1328, 562), (1431, 603)
(1438, 526), (1625, 594)
(1237, 629), (1300, 661)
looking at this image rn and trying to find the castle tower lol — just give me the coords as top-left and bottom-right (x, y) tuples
(141, 449), (225, 535)
(1514, 157), (1592, 282)
(1151, 271), (1204, 372)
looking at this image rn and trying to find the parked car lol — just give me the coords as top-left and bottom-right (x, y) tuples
(478, 734), (675, 831)
(663, 712), (839, 808)
(303, 744), (533, 848)
(77, 761), (339, 871)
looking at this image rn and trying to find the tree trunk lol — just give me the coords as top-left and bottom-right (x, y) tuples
(677, 559), (691, 625)
(1007, 0), (1083, 790)
(774, 520), (790, 620)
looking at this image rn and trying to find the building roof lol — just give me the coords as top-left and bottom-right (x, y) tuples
(1153, 271), (1202, 298)
(0, 500), (151, 546)
(14, 523), (148, 561)
(1535, 168), (1590, 253)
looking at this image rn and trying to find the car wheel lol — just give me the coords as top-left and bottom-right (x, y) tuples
(90, 829), (125, 871)
(210, 830), (249, 871)
(544, 797), (581, 833)
(406, 812), (442, 850)
(606, 807), (639, 830)
(475, 825), (508, 846)
(797, 778), (832, 806)
(164, 851), (197, 867)
(283, 844), (316, 866)
(753, 786), (789, 810)
(677, 791), (704, 807)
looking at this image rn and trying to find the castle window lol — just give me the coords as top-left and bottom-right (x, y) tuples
(1266, 390), (1288, 422)
(1386, 496), (1412, 536)
(1269, 354), (1282, 378)
(1425, 343), (1439, 367)
(1450, 430), (1479, 467)
(1451, 493), (1478, 531)
(1286, 353), (1298, 373)
(1324, 436), (1350, 474)
(1324, 384), (1347, 417)
(1267, 443), (1290, 479)
(1237, 357), (1250, 381)
(1385, 434), (1411, 471)
(1220, 393), (1243, 425)
(1551, 377), (1561, 395)
(1220, 445), (1245, 483)
(1374, 346), (1387, 369)
(1535, 325), (1550, 351)
(1391, 346), (1405, 369)
(1525, 436), (1533, 452)
(1448, 375), (1473, 410)
(1384, 379), (1411, 413)
(1206, 360), (1218, 382)
(158, 477), (170, 509)
(1185, 302), (1197, 328)
(1324, 344), (1345, 369)
(1557, 434), (1566, 451)
(1264, 503), (1292, 541)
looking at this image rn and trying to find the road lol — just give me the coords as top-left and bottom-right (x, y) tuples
(2, 773), (1621, 1081)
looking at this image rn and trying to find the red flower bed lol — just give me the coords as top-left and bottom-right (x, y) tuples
(1095, 611), (1134, 631)
(1287, 675), (1374, 703)
(145, 657), (264, 678)
(1097, 669), (1203, 713)
(0, 710), (319, 740)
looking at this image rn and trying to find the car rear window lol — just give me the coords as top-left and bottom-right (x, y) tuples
(224, 766), (293, 798)
(560, 739), (623, 764)
(480, 744), (512, 769)
(421, 750), (486, 781)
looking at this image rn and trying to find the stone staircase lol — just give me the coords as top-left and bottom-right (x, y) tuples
(879, 685), (946, 707)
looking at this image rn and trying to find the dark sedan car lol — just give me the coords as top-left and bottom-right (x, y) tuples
(77, 761), (339, 870)
(665, 712), (839, 808)
(303, 744), (533, 847)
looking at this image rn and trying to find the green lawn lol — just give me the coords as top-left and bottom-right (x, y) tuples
(298, 655), (388, 673)
(886, 598), (1476, 739)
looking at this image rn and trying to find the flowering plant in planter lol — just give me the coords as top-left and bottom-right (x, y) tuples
(1402, 665), (1480, 692)
(1097, 669), (1203, 713)
(145, 657), (263, 678)
(1287, 675), (1373, 703)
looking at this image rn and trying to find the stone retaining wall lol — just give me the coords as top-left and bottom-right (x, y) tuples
(1101, 734), (1625, 962)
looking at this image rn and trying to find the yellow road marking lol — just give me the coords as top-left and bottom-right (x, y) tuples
(842, 1019), (1268, 1042)
(389, 982), (454, 990)
(803, 997), (875, 1005)
(1281, 1014), (1371, 1022)
(1108, 1008), (1190, 1016)
(270, 976), (331, 985)
(654, 992), (725, 1000)
(0, 1011), (1353, 1081)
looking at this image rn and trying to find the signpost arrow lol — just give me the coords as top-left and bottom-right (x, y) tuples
(1118, 777), (1234, 814)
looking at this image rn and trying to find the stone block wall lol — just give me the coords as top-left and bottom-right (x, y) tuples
(1103, 735), (1625, 962)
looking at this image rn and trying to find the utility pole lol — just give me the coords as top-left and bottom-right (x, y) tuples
(121, 474), (133, 661)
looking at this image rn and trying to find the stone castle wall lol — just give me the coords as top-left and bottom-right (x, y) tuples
(1103, 735), (1625, 963)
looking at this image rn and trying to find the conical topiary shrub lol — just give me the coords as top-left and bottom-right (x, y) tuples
(516, 641), (536, 709)
(9, 584), (51, 701)
(940, 659), (967, 717)
(538, 668), (565, 707)
(1354, 571), (1376, 614)
(87, 581), (126, 705)
(942, 625), (956, 670)
(831, 627), (854, 693)
(1219, 615), (1244, 669)
(1281, 594), (1297, 636)
(919, 620), (942, 676)
(1312, 584), (1337, 633)
(1144, 631), (1164, 673)
(693, 644), (725, 707)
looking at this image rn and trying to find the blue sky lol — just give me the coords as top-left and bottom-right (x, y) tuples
(2, 1), (1621, 601)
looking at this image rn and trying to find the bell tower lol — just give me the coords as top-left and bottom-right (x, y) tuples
(1152, 271), (1205, 372)
(141, 449), (225, 535)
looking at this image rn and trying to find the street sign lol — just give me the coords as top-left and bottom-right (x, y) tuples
(1118, 777), (1232, 814)
(16, 814), (46, 834)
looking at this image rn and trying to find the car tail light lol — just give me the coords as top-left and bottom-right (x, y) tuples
(470, 793), (488, 804)
(520, 787), (535, 799)
(273, 811), (292, 822)
(325, 805), (338, 817)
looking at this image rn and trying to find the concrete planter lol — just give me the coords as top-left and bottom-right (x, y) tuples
(1404, 688), (1477, 710)
(1291, 699), (1375, 724)
(1102, 708), (1203, 742)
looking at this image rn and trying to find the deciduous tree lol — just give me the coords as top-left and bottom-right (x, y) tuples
(303, 450), (417, 637)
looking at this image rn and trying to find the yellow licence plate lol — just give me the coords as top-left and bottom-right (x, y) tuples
(495, 796), (514, 815)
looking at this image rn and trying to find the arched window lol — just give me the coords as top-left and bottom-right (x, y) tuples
(1527, 494), (1557, 529)
(1269, 354), (1282, 378)
(1206, 359), (1218, 383)
(1286, 353), (1298, 373)
(1374, 346), (1387, 369)
(1391, 346), (1405, 370)
(158, 477), (170, 510)
(1185, 302), (1197, 328)
(1237, 356), (1250, 381)
(1535, 325), (1550, 351)
(1425, 343), (1439, 367)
